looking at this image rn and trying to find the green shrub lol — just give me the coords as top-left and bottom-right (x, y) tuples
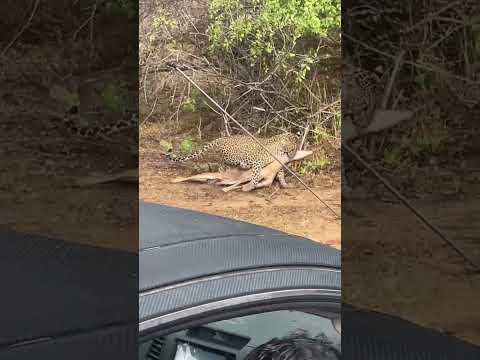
(208, 0), (340, 74)
(181, 89), (207, 113)
(181, 98), (197, 113)
(100, 81), (128, 112)
(299, 158), (331, 175)
(180, 138), (196, 153)
(383, 146), (404, 169)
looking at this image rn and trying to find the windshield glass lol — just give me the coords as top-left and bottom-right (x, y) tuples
(140, 309), (341, 360)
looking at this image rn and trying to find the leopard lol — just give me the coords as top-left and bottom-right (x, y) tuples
(342, 63), (384, 197)
(62, 105), (138, 138)
(37, 65), (139, 139)
(167, 133), (299, 188)
(342, 64), (383, 132)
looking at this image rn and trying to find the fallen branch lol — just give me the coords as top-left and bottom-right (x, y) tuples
(0, 0), (41, 57)
(381, 50), (405, 110)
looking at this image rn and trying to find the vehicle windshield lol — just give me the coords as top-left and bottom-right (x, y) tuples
(140, 309), (341, 360)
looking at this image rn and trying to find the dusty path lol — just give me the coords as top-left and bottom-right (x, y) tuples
(344, 198), (480, 345)
(0, 115), (138, 253)
(140, 148), (341, 249)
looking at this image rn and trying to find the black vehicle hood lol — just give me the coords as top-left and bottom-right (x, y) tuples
(139, 201), (341, 292)
(139, 201), (301, 249)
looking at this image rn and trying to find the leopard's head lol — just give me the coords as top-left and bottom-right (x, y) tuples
(278, 133), (299, 158)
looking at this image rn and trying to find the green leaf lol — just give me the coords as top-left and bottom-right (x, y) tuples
(100, 82), (126, 112)
(383, 147), (403, 169)
(180, 138), (195, 153)
(181, 98), (197, 113)
(160, 140), (173, 152)
(49, 84), (79, 108)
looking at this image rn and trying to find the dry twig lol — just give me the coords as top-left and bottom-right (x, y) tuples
(1, 0), (41, 57)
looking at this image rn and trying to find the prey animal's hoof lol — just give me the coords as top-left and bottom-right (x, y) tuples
(242, 183), (256, 192)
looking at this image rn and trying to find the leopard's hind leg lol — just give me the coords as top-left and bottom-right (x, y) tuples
(276, 169), (293, 188)
(241, 163), (263, 192)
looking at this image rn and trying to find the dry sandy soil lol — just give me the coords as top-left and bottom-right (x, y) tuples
(140, 144), (341, 249)
(344, 198), (480, 345)
(0, 112), (138, 252)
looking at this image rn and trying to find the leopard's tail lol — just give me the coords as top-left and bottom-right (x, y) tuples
(63, 106), (138, 137)
(166, 138), (221, 162)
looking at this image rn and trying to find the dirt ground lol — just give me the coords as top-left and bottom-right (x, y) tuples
(341, 107), (480, 345)
(139, 140), (341, 249)
(0, 113), (138, 252)
(344, 198), (480, 345)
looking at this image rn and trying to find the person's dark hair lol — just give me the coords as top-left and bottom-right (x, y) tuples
(244, 331), (340, 360)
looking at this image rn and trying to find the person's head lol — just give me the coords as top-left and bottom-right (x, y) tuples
(244, 331), (340, 360)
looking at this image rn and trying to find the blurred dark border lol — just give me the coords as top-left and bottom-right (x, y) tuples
(342, 0), (480, 349)
(0, 1), (139, 358)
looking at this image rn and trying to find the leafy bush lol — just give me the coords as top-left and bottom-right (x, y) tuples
(208, 0), (340, 77)
(300, 158), (331, 175)
(180, 89), (207, 113)
(181, 98), (197, 113)
(382, 126), (449, 169)
(180, 138), (196, 153)
(209, 0), (339, 54)
(100, 81), (128, 112)
(206, 0), (340, 141)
